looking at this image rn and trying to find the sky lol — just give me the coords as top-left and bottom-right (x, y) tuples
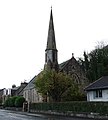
(0, 0), (108, 89)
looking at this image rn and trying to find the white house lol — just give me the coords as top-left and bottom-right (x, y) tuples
(85, 76), (108, 101)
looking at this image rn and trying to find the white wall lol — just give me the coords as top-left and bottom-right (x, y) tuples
(8, 89), (11, 95)
(87, 89), (108, 101)
(3, 89), (7, 95)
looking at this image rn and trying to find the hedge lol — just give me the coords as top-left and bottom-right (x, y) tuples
(30, 101), (108, 115)
(15, 96), (25, 107)
(4, 96), (25, 108)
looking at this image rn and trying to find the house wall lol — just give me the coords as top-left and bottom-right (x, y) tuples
(23, 88), (43, 103)
(87, 89), (108, 101)
(2, 89), (8, 104)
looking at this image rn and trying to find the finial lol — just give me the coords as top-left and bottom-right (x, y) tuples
(72, 53), (74, 57)
(51, 6), (52, 9)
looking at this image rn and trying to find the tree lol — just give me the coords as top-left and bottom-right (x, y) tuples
(83, 51), (89, 72)
(35, 70), (79, 102)
(10, 96), (18, 107)
(79, 44), (108, 83)
(15, 96), (25, 107)
(62, 83), (86, 101)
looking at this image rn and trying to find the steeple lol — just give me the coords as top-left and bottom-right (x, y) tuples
(45, 8), (58, 70)
(46, 8), (57, 50)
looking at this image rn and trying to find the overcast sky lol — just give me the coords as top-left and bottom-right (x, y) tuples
(0, 0), (108, 89)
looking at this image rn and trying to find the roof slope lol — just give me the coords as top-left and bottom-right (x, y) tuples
(59, 56), (83, 71)
(59, 60), (69, 70)
(85, 76), (108, 91)
(23, 76), (36, 90)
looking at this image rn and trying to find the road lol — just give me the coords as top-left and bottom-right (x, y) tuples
(0, 109), (99, 120)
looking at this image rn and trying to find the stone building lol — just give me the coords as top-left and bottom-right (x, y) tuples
(23, 76), (42, 103)
(0, 88), (6, 104)
(23, 8), (88, 103)
(44, 8), (88, 90)
(44, 8), (58, 71)
(0, 82), (28, 104)
(59, 54), (88, 91)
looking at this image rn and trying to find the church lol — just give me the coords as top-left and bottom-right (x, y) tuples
(23, 8), (88, 103)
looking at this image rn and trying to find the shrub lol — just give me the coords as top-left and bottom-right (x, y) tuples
(10, 96), (18, 107)
(30, 102), (108, 115)
(4, 98), (9, 107)
(8, 97), (13, 107)
(0, 99), (2, 105)
(4, 96), (18, 107)
(15, 96), (25, 107)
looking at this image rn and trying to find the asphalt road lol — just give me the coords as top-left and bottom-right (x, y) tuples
(0, 109), (99, 120)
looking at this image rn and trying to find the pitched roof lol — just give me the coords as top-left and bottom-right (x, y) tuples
(23, 76), (37, 90)
(59, 56), (82, 71)
(16, 82), (28, 96)
(59, 60), (69, 70)
(85, 76), (108, 91)
(11, 86), (19, 90)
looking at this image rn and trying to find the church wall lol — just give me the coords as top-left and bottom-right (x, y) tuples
(61, 58), (88, 89)
(23, 88), (43, 103)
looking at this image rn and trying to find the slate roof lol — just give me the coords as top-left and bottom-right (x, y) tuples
(23, 76), (37, 90)
(85, 76), (108, 91)
(12, 86), (19, 90)
(16, 82), (28, 96)
(59, 60), (69, 70)
(59, 57), (83, 71)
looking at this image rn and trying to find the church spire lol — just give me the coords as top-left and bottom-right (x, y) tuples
(46, 8), (57, 50)
(45, 8), (58, 70)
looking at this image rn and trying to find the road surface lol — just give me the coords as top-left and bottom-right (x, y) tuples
(0, 109), (99, 120)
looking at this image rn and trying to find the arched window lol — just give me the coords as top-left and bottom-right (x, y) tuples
(72, 74), (80, 84)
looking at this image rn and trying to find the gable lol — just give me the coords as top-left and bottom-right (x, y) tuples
(60, 57), (84, 74)
(59, 57), (88, 85)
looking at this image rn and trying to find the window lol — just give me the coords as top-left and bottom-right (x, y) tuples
(71, 74), (80, 84)
(53, 52), (55, 62)
(94, 90), (102, 98)
(24, 91), (26, 98)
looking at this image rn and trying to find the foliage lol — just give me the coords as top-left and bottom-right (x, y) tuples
(30, 102), (108, 115)
(62, 86), (86, 101)
(4, 96), (25, 108)
(35, 70), (79, 102)
(4, 98), (10, 107)
(10, 96), (18, 107)
(4, 97), (13, 107)
(79, 44), (108, 82)
(0, 99), (2, 105)
(15, 96), (25, 107)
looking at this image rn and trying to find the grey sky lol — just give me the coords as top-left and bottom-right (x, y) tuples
(0, 0), (108, 88)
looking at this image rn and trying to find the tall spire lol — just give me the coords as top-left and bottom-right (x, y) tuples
(46, 8), (57, 50)
(45, 8), (58, 71)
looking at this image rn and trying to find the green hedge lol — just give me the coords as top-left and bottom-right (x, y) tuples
(4, 96), (25, 108)
(15, 96), (25, 107)
(30, 102), (108, 115)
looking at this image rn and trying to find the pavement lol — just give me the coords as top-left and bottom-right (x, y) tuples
(2, 109), (108, 120)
